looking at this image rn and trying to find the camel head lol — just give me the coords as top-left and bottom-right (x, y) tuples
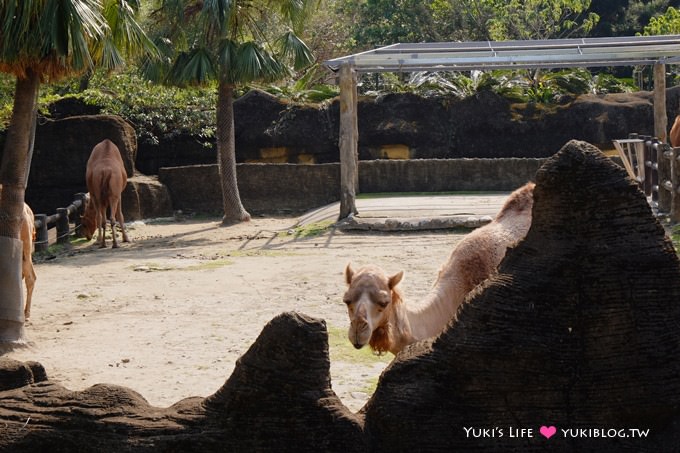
(343, 263), (404, 353)
(80, 194), (96, 240)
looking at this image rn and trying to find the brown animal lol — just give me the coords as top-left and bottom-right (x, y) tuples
(670, 115), (680, 147)
(0, 185), (37, 319)
(343, 182), (535, 355)
(81, 139), (130, 248)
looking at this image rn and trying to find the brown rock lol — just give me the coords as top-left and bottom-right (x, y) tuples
(363, 139), (680, 451)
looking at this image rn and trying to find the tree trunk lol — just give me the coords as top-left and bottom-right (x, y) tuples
(0, 70), (40, 344)
(216, 80), (250, 225)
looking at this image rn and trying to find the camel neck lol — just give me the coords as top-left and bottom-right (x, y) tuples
(401, 285), (461, 343)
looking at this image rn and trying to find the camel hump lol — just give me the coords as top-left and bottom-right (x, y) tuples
(495, 182), (534, 220)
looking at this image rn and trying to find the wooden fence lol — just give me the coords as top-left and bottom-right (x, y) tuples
(33, 193), (87, 252)
(613, 134), (680, 223)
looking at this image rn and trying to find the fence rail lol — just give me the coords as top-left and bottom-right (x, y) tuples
(33, 193), (87, 252)
(613, 134), (680, 223)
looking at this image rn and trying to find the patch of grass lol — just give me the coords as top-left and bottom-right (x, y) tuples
(184, 259), (234, 270)
(327, 326), (392, 365)
(228, 249), (297, 258)
(280, 220), (334, 238)
(672, 225), (680, 256)
(361, 376), (381, 395)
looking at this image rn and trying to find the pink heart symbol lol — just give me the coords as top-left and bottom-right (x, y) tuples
(540, 425), (557, 439)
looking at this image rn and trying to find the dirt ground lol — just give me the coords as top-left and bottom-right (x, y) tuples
(5, 215), (467, 413)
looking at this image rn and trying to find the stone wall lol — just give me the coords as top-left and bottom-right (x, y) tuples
(159, 158), (545, 215)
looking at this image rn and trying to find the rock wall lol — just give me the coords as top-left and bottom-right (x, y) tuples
(159, 158), (545, 215)
(134, 86), (680, 173)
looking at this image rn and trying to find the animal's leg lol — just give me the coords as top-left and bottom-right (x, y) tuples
(23, 269), (36, 319)
(22, 245), (36, 320)
(109, 202), (119, 249)
(110, 217), (119, 248)
(115, 199), (130, 243)
(98, 205), (107, 248)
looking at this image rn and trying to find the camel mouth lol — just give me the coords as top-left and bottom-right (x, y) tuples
(352, 342), (364, 350)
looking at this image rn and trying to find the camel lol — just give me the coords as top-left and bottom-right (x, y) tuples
(81, 139), (130, 248)
(343, 182), (535, 355)
(0, 185), (37, 319)
(671, 115), (680, 147)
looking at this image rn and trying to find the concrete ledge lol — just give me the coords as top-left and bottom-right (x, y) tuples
(336, 215), (493, 231)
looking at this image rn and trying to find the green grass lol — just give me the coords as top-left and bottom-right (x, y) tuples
(228, 249), (297, 258)
(184, 259), (234, 270)
(279, 220), (335, 238)
(327, 326), (392, 365)
(672, 225), (680, 256)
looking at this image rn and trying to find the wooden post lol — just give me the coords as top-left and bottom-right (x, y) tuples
(34, 214), (48, 252)
(56, 208), (69, 245)
(654, 63), (671, 212)
(338, 62), (359, 220)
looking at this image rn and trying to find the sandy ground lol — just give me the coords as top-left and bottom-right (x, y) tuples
(5, 215), (467, 413)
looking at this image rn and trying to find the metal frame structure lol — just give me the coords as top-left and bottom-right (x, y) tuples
(324, 35), (680, 221)
(325, 35), (680, 73)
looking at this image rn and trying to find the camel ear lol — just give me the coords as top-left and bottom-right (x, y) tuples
(388, 270), (404, 289)
(345, 263), (354, 285)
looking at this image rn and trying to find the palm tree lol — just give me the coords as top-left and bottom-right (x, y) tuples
(145, 0), (315, 225)
(0, 0), (156, 344)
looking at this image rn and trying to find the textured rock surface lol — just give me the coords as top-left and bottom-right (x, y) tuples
(364, 140), (680, 451)
(0, 313), (364, 452)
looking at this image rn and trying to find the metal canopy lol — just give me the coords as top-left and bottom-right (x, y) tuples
(324, 35), (680, 73)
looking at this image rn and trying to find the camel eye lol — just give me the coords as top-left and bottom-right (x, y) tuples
(375, 291), (390, 308)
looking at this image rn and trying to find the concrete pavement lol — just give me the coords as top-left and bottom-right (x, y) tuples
(297, 193), (512, 231)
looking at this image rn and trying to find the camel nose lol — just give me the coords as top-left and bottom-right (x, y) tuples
(353, 342), (363, 349)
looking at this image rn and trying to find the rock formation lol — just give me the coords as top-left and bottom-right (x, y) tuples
(364, 140), (680, 450)
(0, 313), (364, 452)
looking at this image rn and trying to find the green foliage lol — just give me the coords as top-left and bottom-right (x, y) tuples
(487, 0), (600, 41)
(340, 0), (443, 48)
(355, 67), (634, 103)
(640, 6), (680, 35)
(145, 0), (315, 87)
(33, 69), (218, 146)
(672, 225), (680, 255)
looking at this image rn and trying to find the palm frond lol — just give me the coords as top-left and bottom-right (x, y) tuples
(277, 31), (313, 70)
(201, 0), (233, 32)
(235, 41), (286, 83)
(168, 47), (217, 85)
(98, 0), (159, 66)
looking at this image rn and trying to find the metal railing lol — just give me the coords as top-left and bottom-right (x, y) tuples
(613, 134), (680, 223)
(33, 193), (87, 252)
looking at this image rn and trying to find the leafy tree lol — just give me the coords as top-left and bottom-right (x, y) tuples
(621, 0), (680, 36)
(487, 0), (600, 41)
(145, 0), (315, 224)
(339, 0), (443, 48)
(0, 0), (156, 343)
(434, 0), (498, 41)
(640, 5), (680, 34)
